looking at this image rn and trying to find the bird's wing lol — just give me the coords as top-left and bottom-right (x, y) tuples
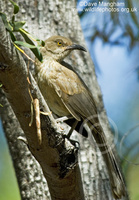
(51, 61), (98, 123)
(53, 62), (126, 198)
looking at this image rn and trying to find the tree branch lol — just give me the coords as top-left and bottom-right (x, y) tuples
(0, 18), (85, 200)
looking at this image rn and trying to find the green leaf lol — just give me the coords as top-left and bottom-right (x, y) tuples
(36, 39), (45, 47)
(0, 12), (13, 31)
(13, 21), (26, 31)
(19, 30), (43, 62)
(9, 0), (19, 14)
(11, 15), (15, 23)
(14, 41), (38, 49)
(9, 31), (16, 42)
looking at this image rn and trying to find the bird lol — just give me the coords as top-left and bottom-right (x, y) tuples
(35, 35), (126, 199)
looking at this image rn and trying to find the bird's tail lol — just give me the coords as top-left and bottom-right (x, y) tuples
(87, 121), (127, 199)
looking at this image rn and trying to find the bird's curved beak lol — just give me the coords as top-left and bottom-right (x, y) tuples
(65, 44), (87, 52)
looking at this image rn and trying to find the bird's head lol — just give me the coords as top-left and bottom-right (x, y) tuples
(41, 35), (87, 61)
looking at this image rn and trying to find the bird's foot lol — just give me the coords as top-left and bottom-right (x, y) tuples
(63, 134), (80, 149)
(69, 139), (80, 149)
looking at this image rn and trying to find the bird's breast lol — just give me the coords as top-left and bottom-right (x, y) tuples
(35, 59), (70, 117)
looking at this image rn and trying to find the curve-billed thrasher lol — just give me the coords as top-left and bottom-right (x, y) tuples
(35, 35), (126, 199)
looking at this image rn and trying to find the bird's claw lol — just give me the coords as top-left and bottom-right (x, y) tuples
(63, 134), (80, 149)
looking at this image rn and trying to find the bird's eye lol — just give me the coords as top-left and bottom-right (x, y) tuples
(57, 42), (62, 46)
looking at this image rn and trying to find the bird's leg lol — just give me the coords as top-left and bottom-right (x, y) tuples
(67, 120), (79, 138)
(64, 120), (80, 149)
(55, 116), (74, 132)
(56, 116), (79, 139)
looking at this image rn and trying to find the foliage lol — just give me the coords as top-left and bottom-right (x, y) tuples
(0, 0), (45, 62)
(78, 0), (139, 48)
(78, 1), (139, 198)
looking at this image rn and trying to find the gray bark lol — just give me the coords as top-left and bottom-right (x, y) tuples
(0, 17), (85, 200)
(0, 92), (50, 200)
(0, 0), (128, 200)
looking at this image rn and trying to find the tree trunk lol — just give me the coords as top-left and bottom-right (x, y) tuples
(0, 0), (128, 200)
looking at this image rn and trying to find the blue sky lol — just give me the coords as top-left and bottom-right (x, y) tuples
(77, 0), (139, 159)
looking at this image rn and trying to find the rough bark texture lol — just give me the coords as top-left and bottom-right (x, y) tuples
(0, 0), (128, 200)
(0, 17), (85, 200)
(0, 91), (50, 200)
